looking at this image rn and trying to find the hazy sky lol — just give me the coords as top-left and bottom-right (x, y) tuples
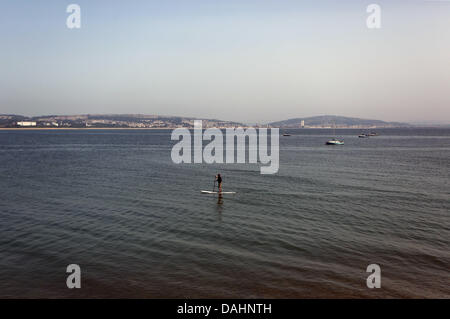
(0, 0), (449, 124)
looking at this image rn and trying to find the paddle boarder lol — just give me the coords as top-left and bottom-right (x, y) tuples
(216, 174), (222, 192)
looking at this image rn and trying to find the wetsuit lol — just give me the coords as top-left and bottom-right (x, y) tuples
(217, 175), (222, 191)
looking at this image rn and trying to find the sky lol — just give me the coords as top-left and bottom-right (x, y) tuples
(0, 0), (449, 124)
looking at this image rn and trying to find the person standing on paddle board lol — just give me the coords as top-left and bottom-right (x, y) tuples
(216, 174), (222, 192)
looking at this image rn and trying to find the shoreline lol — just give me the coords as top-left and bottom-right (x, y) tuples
(0, 127), (177, 130)
(0, 126), (432, 131)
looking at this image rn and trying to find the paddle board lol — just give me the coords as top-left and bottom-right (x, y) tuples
(201, 191), (236, 194)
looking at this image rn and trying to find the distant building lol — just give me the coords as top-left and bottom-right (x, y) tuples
(300, 120), (305, 128)
(42, 122), (59, 127)
(17, 121), (36, 127)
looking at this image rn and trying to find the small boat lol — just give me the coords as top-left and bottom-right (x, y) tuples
(282, 133), (291, 137)
(326, 139), (344, 145)
(326, 122), (344, 145)
(367, 132), (378, 136)
(359, 134), (369, 138)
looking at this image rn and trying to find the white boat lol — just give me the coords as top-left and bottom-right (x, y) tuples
(326, 139), (344, 145)
(326, 123), (344, 145)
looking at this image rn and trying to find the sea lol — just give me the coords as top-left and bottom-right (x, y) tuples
(0, 128), (448, 298)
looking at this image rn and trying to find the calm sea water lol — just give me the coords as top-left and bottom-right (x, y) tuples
(0, 128), (448, 298)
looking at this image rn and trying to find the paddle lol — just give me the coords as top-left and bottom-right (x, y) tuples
(213, 178), (216, 192)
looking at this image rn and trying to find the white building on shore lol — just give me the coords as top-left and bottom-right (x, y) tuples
(17, 121), (37, 127)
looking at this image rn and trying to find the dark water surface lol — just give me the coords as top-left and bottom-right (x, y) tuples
(0, 128), (449, 298)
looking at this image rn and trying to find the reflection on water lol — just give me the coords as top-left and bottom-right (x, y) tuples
(217, 193), (224, 206)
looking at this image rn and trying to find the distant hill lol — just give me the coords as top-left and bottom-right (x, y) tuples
(0, 114), (244, 128)
(0, 113), (415, 128)
(0, 114), (27, 127)
(269, 115), (410, 128)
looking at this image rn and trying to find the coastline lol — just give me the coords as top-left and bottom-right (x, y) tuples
(0, 127), (176, 130)
(0, 126), (426, 131)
